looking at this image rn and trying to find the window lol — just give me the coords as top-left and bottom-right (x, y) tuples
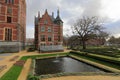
(44, 20), (48, 24)
(7, 16), (12, 23)
(41, 35), (45, 41)
(41, 26), (45, 32)
(7, 7), (12, 14)
(48, 27), (51, 32)
(48, 35), (52, 41)
(41, 43), (46, 46)
(5, 0), (14, 4)
(5, 28), (12, 41)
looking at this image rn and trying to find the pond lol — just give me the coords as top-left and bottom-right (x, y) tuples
(35, 56), (108, 75)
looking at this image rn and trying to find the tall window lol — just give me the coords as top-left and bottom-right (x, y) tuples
(48, 35), (52, 41)
(41, 35), (45, 41)
(7, 16), (12, 23)
(6, 0), (14, 4)
(5, 28), (12, 41)
(48, 27), (51, 32)
(41, 26), (45, 32)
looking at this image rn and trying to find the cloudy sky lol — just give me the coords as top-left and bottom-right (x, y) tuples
(26, 0), (120, 38)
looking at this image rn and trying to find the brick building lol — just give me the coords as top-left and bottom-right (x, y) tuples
(34, 9), (63, 52)
(0, 0), (26, 52)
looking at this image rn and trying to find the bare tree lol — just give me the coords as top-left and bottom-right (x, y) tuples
(97, 31), (109, 45)
(72, 16), (105, 49)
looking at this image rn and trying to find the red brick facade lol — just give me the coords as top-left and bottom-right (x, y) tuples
(0, 0), (26, 52)
(35, 9), (63, 51)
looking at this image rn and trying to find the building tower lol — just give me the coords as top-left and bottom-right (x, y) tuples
(0, 0), (26, 52)
(34, 9), (63, 52)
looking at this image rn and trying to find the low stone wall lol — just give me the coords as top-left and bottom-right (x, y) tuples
(0, 42), (24, 53)
(39, 45), (64, 52)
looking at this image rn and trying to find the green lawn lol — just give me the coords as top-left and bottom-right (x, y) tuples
(0, 66), (23, 80)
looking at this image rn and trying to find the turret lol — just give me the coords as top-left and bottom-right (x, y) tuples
(54, 9), (63, 26)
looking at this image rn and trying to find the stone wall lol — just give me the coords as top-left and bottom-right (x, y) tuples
(0, 42), (23, 53)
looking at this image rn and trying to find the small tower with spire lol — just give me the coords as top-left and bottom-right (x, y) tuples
(54, 9), (63, 25)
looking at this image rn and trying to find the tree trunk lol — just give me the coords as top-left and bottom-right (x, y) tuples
(82, 40), (86, 49)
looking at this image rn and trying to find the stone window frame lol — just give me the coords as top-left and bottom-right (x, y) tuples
(48, 35), (52, 42)
(7, 16), (12, 23)
(7, 7), (12, 14)
(41, 26), (45, 32)
(4, 27), (12, 41)
(41, 35), (45, 41)
(44, 20), (48, 24)
(48, 27), (51, 32)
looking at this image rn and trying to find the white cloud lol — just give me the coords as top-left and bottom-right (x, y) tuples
(101, 0), (120, 21)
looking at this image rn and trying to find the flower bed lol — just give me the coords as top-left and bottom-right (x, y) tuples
(14, 60), (26, 66)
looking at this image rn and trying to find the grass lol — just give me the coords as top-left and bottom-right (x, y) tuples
(0, 66), (23, 80)
(70, 51), (120, 70)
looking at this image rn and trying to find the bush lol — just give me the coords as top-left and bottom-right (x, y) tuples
(27, 75), (39, 80)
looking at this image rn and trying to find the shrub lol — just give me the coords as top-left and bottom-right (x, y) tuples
(27, 75), (39, 80)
